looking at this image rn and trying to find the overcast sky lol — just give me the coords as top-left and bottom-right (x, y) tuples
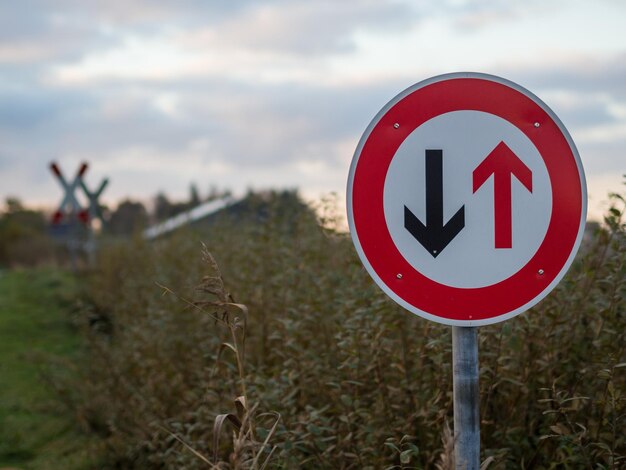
(1, 0), (624, 221)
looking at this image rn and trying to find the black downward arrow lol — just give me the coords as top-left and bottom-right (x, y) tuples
(404, 149), (465, 258)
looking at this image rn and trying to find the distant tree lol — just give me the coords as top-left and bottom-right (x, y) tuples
(0, 197), (54, 266)
(189, 183), (201, 208)
(206, 184), (232, 202)
(0, 197), (47, 235)
(154, 192), (173, 222)
(5, 197), (24, 213)
(153, 184), (230, 223)
(108, 200), (148, 236)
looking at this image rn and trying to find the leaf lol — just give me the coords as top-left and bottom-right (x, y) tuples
(480, 456), (495, 470)
(307, 424), (322, 436)
(405, 443), (419, 454)
(235, 395), (247, 420)
(608, 381), (615, 396)
(213, 342), (239, 376)
(252, 411), (281, 470)
(501, 377), (526, 387)
(400, 449), (413, 464)
(156, 425), (213, 466)
(384, 441), (400, 453)
(213, 413), (241, 463)
(561, 396), (589, 403)
(549, 424), (568, 435)
(221, 342), (238, 354)
(340, 395), (352, 407)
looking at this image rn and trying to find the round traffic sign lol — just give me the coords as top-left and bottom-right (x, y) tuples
(347, 72), (587, 326)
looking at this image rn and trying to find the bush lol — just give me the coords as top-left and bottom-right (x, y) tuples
(0, 199), (58, 267)
(58, 190), (624, 468)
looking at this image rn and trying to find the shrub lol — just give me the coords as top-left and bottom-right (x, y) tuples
(57, 190), (624, 468)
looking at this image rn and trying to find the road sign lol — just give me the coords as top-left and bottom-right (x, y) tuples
(50, 162), (89, 224)
(80, 177), (109, 224)
(347, 72), (587, 326)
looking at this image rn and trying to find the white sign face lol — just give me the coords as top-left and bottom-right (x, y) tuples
(384, 110), (552, 288)
(347, 72), (587, 326)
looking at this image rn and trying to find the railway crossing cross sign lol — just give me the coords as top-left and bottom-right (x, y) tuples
(80, 177), (109, 224)
(347, 73), (587, 326)
(50, 162), (90, 225)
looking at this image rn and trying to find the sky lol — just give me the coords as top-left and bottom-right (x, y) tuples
(1, 0), (625, 221)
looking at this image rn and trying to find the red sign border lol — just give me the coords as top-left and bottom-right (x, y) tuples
(347, 73), (587, 326)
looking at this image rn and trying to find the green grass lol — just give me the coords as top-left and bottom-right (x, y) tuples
(0, 268), (98, 469)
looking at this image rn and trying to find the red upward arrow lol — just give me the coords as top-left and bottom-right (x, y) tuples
(473, 141), (533, 249)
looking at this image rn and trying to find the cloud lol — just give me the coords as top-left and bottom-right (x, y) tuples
(0, 3), (121, 66)
(0, 0), (624, 217)
(0, 87), (96, 130)
(515, 53), (626, 100)
(0, 0), (291, 72)
(493, 53), (626, 173)
(178, 1), (414, 55)
(50, 0), (414, 87)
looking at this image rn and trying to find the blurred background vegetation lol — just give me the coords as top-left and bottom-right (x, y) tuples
(0, 188), (624, 469)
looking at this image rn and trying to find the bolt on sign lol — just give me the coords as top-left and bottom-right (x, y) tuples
(347, 73), (587, 326)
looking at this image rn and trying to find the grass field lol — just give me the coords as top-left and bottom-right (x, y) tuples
(0, 268), (97, 469)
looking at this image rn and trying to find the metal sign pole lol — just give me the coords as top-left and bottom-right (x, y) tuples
(452, 326), (480, 469)
(69, 218), (78, 271)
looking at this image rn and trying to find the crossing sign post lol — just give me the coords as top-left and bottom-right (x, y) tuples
(347, 72), (587, 469)
(50, 161), (109, 268)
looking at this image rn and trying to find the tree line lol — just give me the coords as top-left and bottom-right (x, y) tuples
(0, 184), (230, 267)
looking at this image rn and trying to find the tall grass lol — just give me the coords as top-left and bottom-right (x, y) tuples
(56, 190), (624, 468)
